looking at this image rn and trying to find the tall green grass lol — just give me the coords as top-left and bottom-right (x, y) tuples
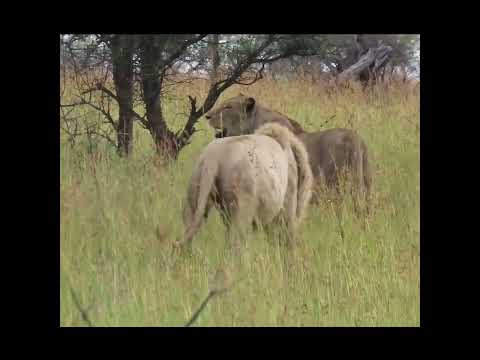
(60, 78), (420, 326)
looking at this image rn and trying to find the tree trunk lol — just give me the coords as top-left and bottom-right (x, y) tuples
(110, 35), (134, 156)
(139, 36), (178, 158)
(208, 34), (220, 86)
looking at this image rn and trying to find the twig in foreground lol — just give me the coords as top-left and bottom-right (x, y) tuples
(185, 268), (243, 327)
(185, 290), (217, 327)
(69, 285), (94, 327)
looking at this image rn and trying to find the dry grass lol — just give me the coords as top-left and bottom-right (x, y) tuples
(60, 75), (420, 326)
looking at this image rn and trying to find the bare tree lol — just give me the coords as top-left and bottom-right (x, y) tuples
(60, 34), (120, 152)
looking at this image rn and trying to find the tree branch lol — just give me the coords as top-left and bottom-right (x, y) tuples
(173, 36), (279, 152)
(234, 63), (266, 85)
(80, 83), (150, 130)
(162, 34), (208, 69)
(82, 83), (119, 102)
(77, 95), (118, 131)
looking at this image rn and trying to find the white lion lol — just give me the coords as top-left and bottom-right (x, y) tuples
(180, 122), (313, 253)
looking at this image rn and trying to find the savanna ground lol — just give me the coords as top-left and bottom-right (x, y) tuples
(60, 75), (420, 326)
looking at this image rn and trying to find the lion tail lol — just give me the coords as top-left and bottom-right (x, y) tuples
(182, 157), (218, 244)
(255, 122), (313, 224)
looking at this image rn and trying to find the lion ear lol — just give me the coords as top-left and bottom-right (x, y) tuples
(245, 97), (256, 113)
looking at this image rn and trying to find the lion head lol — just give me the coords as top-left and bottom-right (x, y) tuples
(205, 94), (256, 138)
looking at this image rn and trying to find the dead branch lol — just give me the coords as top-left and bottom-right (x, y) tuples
(337, 44), (393, 83)
(184, 269), (242, 327)
(77, 83), (150, 130)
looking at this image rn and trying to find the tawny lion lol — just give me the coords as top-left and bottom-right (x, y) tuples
(205, 94), (372, 213)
